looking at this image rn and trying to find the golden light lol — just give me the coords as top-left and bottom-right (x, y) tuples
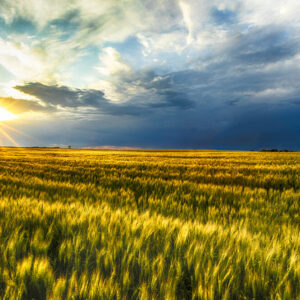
(0, 107), (17, 121)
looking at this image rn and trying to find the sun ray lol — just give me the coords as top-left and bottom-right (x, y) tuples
(0, 122), (31, 139)
(0, 127), (20, 147)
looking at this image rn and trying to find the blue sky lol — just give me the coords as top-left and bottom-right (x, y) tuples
(0, 0), (299, 149)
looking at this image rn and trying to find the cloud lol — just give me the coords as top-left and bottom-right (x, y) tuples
(0, 34), (84, 84)
(0, 0), (299, 149)
(10, 20), (300, 124)
(230, 27), (298, 65)
(239, 0), (300, 27)
(0, 0), (299, 87)
(149, 91), (195, 109)
(0, 0), (76, 29)
(15, 82), (106, 108)
(0, 97), (51, 113)
(9, 100), (299, 150)
(179, 0), (195, 44)
(212, 104), (300, 149)
(13, 80), (195, 116)
(96, 47), (131, 76)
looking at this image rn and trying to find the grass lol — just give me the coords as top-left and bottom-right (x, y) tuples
(0, 148), (299, 299)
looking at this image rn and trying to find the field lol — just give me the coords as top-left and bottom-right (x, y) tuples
(0, 148), (299, 299)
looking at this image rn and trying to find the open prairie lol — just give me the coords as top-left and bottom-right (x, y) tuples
(0, 148), (299, 299)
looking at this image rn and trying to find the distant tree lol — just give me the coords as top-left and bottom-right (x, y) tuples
(259, 149), (278, 152)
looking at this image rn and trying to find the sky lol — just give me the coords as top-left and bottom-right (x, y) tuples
(0, 0), (299, 149)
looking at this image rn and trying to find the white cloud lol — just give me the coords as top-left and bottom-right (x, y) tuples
(0, 38), (49, 82)
(96, 47), (131, 76)
(93, 47), (135, 102)
(137, 31), (187, 55)
(179, 0), (195, 45)
(0, 31), (90, 86)
(239, 0), (300, 27)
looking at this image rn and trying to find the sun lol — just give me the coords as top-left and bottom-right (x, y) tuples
(0, 107), (17, 121)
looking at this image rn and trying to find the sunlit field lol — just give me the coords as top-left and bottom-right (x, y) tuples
(0, 148), (299, 299)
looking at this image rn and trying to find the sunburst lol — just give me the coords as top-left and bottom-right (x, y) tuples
(0, 107), (21, 147)
(0, 107), (17, 121)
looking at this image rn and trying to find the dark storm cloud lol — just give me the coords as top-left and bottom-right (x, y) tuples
(14, 101), (298, 150)
(164, 27), (300, 108)
(211, 104), (300, 150)
(15, 82), (106, 108)
(186, 26), (299, 78)
(230, 28), (298, 65)
(150, 91), (195, 109)
(14, 80), (195, 116)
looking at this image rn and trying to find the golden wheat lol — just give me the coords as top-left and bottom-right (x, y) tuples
(0, 148), (299, 299)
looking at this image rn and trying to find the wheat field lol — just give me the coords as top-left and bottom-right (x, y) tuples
(0, 148), (299, 299)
